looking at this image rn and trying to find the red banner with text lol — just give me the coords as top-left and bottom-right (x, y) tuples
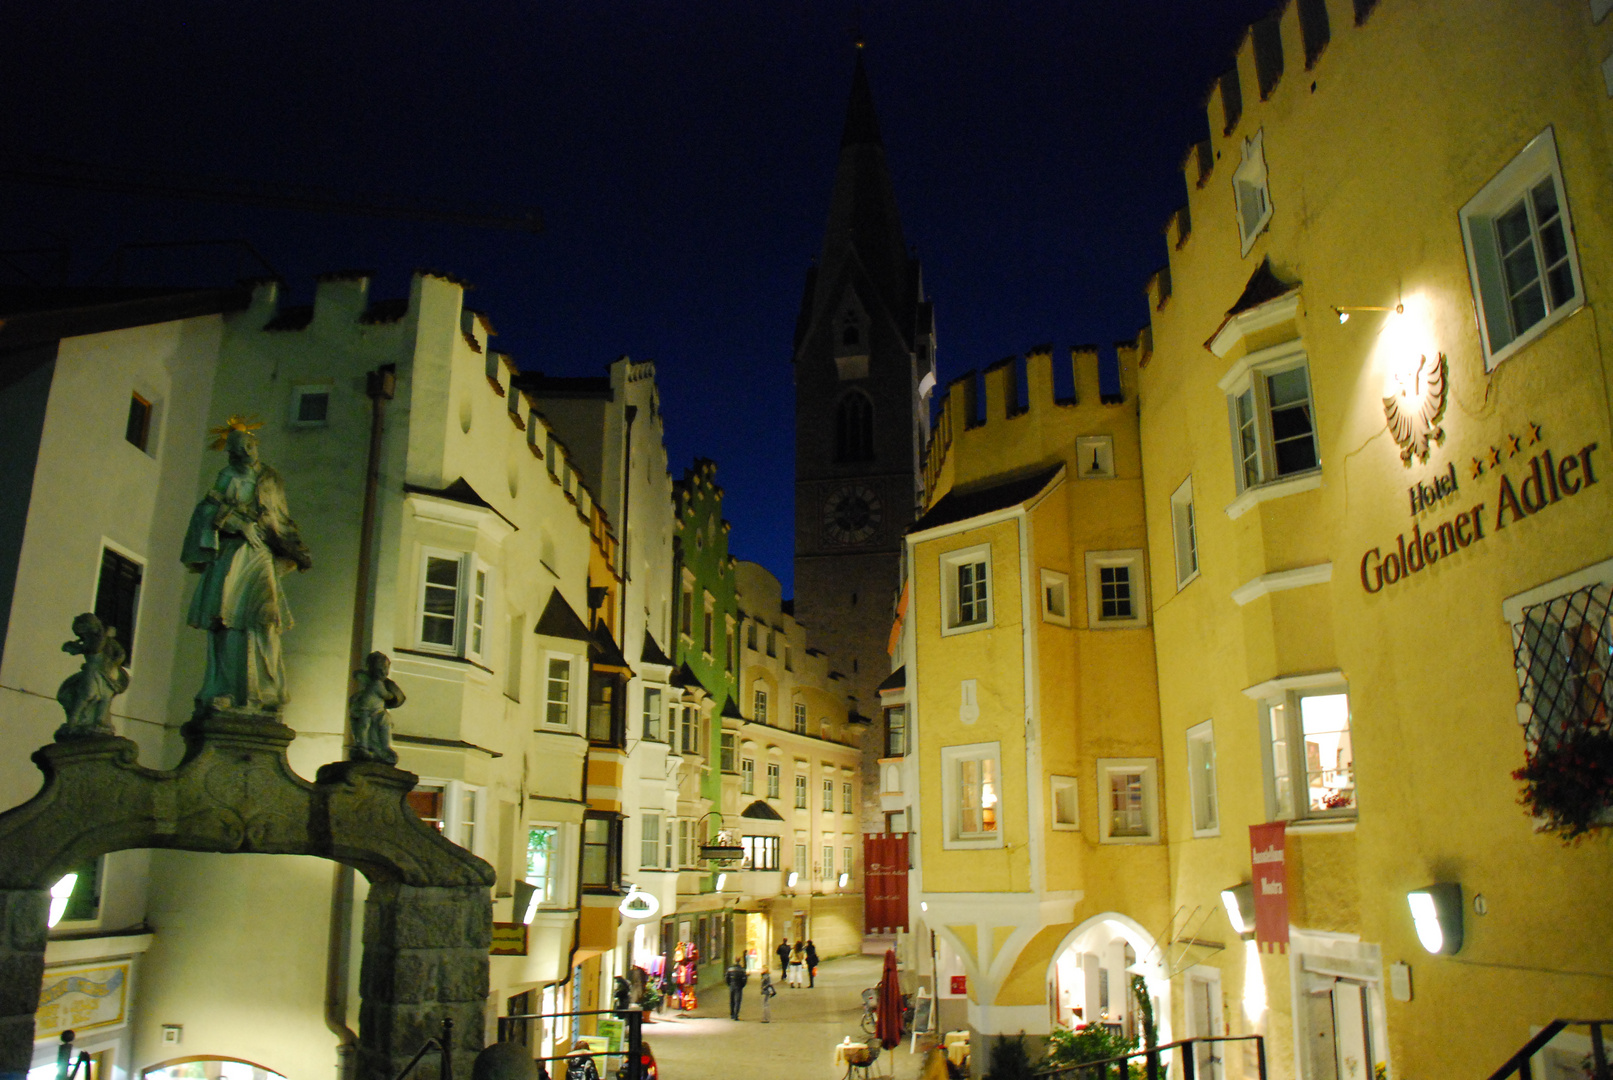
(1249, 822), (1289, 953)
(863, 833), (909, 933)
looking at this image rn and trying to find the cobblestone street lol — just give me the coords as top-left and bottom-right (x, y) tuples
(643, 954), (929, 1080)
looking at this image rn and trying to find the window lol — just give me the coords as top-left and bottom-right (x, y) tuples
(720, 732), (737, 773)
(1220, 344), (1319, 498)
(725, 616), (736, 672)
(1085, 551), (1148, 629)
(941, 743), (1003, 848)
(677, 819), (692, 867)
(290, 384), (331, 427)
(785, 645), (793, 671)
(885, 706), (907, 757)
(54, 857), (102, 925)
(642, 687), (662, 740)
(702, 596), (714, 658)
(640, 813), (661, 869)
(418, 551), (488, 658)
(794, 702), (807, 734)
(1256, 677), (1354, 821)
(941, 544), (992, 634)
(504, 614), (524, 700)
(842, 846), (852, 881)
(822, 777), (835, 812)
(742, 835), (779, 870)
(1050, 775), (1079, 830)
(741, 757), (755, 794)
(1232, 130), (1272, 256)
(679, 578), (693, 639)
(1098, 759), (1160, 844)
(795, 774), (808, 809)
(843, 782), (853, 813)
(1040, 569), (1070, 626)
(747, 621), (758, 650)
(767, 762), (781, 799)
(821, 845), (834, 881)
(1461, 127), (1583, 369)
(1187, 721), (1220, 837)
(754, 689), (769, 724)
(94, 546), (143, 662)
(581, 812), (622, 892)
(544, 658), (573, 727)
(835, 391), (874, 463)
(766, 628), (777, 657)
(680, 706), (699, 755)
(1171, 477), (1200, 588)
(794, 842), (808, 876)
(408, 780), (483, 852)
(125, 392), (152, 451)
(664, 816), (675, 869)
(587, 671), (623, 745)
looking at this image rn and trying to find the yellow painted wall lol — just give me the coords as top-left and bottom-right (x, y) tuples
(1139, 2), (1613, 1076)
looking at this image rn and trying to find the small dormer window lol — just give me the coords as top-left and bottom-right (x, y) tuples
(1233, 130), (1273, 256)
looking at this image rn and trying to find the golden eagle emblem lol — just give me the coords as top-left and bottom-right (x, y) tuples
(1383, 352), (1447, 466)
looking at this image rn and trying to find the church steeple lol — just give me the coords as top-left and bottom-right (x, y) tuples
(796, 52), (918, 359)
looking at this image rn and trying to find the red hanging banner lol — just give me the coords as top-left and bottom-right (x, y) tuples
(863, 833), (909, 933)
(1249, 822), (1289, 953)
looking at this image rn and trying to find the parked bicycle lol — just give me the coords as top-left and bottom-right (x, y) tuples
(859, 988), (916, 1035)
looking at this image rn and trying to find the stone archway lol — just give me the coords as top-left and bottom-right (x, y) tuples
(0, 707), (495, 1080)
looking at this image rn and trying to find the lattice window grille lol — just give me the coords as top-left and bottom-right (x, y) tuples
(1512, 581), (1613, 752)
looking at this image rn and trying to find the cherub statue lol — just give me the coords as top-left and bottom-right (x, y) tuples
(348, 651), (405, 765)
(56, 613), (130, 739)
(181, 416), (312, 714)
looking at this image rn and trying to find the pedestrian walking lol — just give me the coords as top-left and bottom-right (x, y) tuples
(805, 940), (819, 988)
(775, 937), (791, 976)
(788, 942), (806, 987)
(725, 955), (749, 1020)
(760, 969), (777, 1023)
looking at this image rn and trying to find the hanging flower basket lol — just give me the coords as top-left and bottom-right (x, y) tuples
(1513, 727), (1613, 841)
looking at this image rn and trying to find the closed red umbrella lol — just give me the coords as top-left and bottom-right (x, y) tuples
(875, 948), (904, 1050)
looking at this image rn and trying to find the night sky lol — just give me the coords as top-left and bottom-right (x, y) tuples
(1, 1), (1275, 594)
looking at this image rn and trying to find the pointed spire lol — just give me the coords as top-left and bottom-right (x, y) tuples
(842, 49), (883, 149)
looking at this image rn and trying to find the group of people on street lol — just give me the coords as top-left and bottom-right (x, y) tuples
(723, 938), (820, 1022)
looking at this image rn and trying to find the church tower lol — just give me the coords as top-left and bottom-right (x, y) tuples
(793, 52), (934, 734)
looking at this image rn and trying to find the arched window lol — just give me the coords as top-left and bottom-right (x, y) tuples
(842, 324), (861, 346)
(835, 392), (874, 462)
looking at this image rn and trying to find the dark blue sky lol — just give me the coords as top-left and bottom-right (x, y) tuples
(1, 1), (1274, 593)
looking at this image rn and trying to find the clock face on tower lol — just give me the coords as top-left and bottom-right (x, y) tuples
(822, 483), (883, 546)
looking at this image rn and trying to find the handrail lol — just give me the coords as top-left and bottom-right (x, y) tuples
(1485, 1020), (1611, 1080)
(392, 1017), (454, 1080)
(1034, 1034), (1266, 1080)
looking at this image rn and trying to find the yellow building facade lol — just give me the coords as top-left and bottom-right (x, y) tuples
(1137, 1), (1613, 1077)
(902, 345), (1172, 1059)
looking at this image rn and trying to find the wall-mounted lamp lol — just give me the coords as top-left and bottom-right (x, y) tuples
(1220, 883), (1255, 940)
(919, 901), (928, 913)
(1333, 303), (1403, 324)
(715, 873), (728, 892)
(1407, 883), (1463, 955)
(513, 879), (541, 925)
(47, 873), (79, 928)
(786, 870), (799, 888)
(838, 872), (849, 888)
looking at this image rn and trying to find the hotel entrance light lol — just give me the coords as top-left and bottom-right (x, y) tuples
(1407, 883), (1463, 955)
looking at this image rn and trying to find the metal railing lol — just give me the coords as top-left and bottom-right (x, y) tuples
(1486, 1020), (1611, 1080)
(53, 1031), (92, 1080)
(1034, 1035), (1266, 1080)
(497, 1006), (646, 1080)
(393, 1018), (455, 1080)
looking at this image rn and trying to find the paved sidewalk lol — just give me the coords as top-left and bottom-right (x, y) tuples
(644, 954), (930, 1080)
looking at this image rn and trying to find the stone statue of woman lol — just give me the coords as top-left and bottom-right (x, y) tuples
(182, 416), (312, 714)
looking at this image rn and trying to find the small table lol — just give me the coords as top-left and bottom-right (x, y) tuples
(835, 1041), (878, 1079)
(944, 1031), (970, 1069)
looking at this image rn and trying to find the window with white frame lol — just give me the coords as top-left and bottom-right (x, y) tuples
(767, 762), (781, 799)
(720, 732), (737, 773)
(742, 834), (779, 870)
(408, 780), (484, 853)
(290, 383), (331, 428)
(842, 782), (853, 813)
(821, 844), (834, 881)
(642, 687), (662, 740)
(417, 551), (490, 661)
(754, 689), (769, 725)
(1221, 343), (1319, 496)
(793, 702), (807, 734)
(941, 544), (992, 633)
(1040, 569), (1071, 626)
(842, 846), (852, 881)
(663, 816), (674, 869)
(741, 757), (755, 794)
(640, 813), (661, 869)
(793, 842), (808, 876)
(677, 819), (693, 868)
(525, 825), (561, 905)
(1171, 476), (1199, 589)
(1233, 129), (1272, 256)
(1255, 676), (1355, 821)
(1461, 127), (1583, 370)
(1098, 759), (1160, 844)
(1186, 721), (1220, 837)
(795, 773), (808, 809)
(822, 776), (835, 812)
(544, 657), (573, 727)
(680, 706), (699, 755)
(941, 742), (1003, 848)
(1050, 775), (1079, 830)
(1085, 550), (1148, 629)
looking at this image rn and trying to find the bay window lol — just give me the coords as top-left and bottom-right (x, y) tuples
(1252, 674), (1354, 821)
(581, 812), (623, 893)
(417, 550), (490, 662)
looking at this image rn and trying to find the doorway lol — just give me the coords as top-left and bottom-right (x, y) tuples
(1186, 968), (1225, 1080)
(1304, 975), (1377, 1080)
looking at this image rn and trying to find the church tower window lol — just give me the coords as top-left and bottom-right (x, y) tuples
(835, 392), (875, 463)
